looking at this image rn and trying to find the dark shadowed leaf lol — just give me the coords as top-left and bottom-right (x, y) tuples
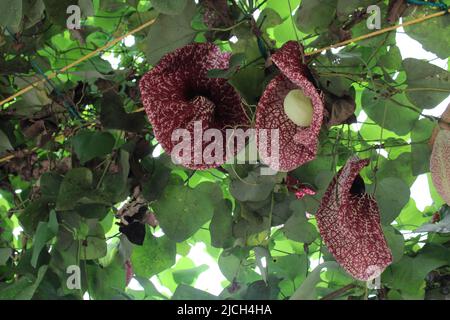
(56, 168), (93, 211)
(71, 130), (115, 165)
(100, 92), (147, 132)
(151, 0), (187, 15)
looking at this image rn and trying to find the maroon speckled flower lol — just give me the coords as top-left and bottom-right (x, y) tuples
(140, 43), (249, 169)
(316, 156), (392, 281)
(286, 175), (316, 199)
(201, 0), (232, 29)
(430, 130), (450, 206)
(255, 41), (325, 172)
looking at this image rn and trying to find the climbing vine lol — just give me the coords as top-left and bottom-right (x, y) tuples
(0, 0), (450, 300)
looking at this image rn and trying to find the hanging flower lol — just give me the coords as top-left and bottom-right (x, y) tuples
(315, 156), (392, 281)
(285, 175), (316, 199)
(201, 0), (233, 29)
(429, 103), (450, 146)
(140, 43), (249, 170)
(429, 103), (450, 206)
(255, 41), (325, 172)
(430, 130), (450, 206)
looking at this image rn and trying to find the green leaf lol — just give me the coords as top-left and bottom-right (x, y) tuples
(254, 246), (270, 284)
(270, 254), (308, 282)
(0, 129), (13, 154)
(290, 261), (339, 300)
(0, 248), (11, 266)
(75, 204), (110, 220)
(257, 8), (283, 32)
(0, 0), (22, 33)
(384, 244), (450, 299)
(375, 153), (415, 186)
(39, 172), (63, 201)
(349, 3), (395, 48)
(100, 92), (147, 132)
(230, 170), (277, 202)
(56, 168), (93, 211)
(396, 198), (430, 231)
(283, 202), (318, 244)
(153, 182), (222, 242)
(404, 8), (450, 60)
(244, 277), (280, 300)
(411, 119), (434, 175)
(87, 256), (126, 300)
(403, 58), (450, 110)
(13, 76), (51, 110)
(209, 199), (234, 248)
(71, 130), (115, 164)
(295, 0), (336, 34)
(383, 226), (404, 263)
(19, 199), (50, 235)
(142, 0), (197, 65)
(172, 264), (208, 285)
(31, 211), (58, 268)
(131, 230), (176, 278)
(415, 213), (450, 233)
(141, 159), (172, 202)
(0, 266), (47, 300)
(265, 0), (300, 18)
(42, 0), (74, 28)
(99, 0), (125, 12)
(272, 193), (297, 225)
(378, 45), (402, 71)
(362, 90), (420, 136)
(314, 53), (362, 97)
(229, 64), (266, 105)
(172, 284), (218, 300)
(135, 276), (167, 299)
(78, 0), (94, 17)
(71, 56), (114, 81)
(151, 0), (187, 15)
(80, 221), (107, 260)
(369, 177), (410, 225)
(218, 248), (260, 283)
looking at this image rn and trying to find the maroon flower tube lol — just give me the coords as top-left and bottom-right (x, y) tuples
(140, 43), (249, 169)
(255, 41), (325, 172)
(286, 175), (316, 199)
(316, 156), (393, 281)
